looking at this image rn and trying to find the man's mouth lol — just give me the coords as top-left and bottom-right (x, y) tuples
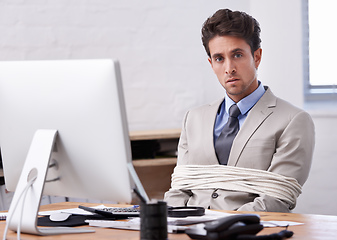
(226, 78), (239, 83)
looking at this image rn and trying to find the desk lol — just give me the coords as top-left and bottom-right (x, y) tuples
(1, 202), (337, 240)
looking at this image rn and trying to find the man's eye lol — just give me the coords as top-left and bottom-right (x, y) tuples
(234, 53), (243, 58)
(215, 57), (224, 62)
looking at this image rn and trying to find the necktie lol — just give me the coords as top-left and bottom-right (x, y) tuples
(215, 104), (241, 165)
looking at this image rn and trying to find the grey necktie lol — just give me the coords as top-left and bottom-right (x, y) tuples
(215, 104), (241, 165)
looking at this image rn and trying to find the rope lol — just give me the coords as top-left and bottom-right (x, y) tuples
(170, 165), (302, 209)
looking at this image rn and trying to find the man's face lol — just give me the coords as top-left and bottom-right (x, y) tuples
(208, 35), (262, 103)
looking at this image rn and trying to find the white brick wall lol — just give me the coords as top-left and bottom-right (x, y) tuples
(0, 0), (248, 131)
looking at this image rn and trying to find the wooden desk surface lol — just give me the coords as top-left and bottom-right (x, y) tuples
(1, 202), (337, 240)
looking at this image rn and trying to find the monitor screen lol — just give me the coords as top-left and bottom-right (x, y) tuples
(0, 59), (140, 204)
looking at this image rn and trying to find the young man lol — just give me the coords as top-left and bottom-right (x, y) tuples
(164, 9), (315, 212)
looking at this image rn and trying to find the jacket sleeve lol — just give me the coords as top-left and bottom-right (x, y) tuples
(164, 111), (192, 206)
(237, 111), (315, 212)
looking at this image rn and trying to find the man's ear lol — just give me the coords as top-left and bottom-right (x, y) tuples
(208, 57), (212, 66)
(254, 48), (262, 69)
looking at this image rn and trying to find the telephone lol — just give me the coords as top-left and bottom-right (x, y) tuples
(185, 214), (293, 240)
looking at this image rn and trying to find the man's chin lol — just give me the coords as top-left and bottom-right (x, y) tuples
(225, 86), (243, 96)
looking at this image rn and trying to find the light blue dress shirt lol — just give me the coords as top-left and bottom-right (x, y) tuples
(214, 82), (266, 143)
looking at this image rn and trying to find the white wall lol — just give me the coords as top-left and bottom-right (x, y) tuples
(0, 0), (336, 215)
(250, 0), (304, 108)
(294, 113), (337, 215)
(0, 0), (248, 131)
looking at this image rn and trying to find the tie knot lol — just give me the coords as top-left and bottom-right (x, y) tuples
(229, 104), (241, 118)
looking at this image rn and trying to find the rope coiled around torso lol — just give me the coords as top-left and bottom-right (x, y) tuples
(170, 165), (302, 209)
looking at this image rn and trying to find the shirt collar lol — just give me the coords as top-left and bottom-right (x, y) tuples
(224, 81), (265, 116)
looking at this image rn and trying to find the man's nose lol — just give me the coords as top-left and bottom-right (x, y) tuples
(225, 61), (236, 74)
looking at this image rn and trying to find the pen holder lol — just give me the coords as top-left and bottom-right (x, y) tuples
(140, 201), (168, 240)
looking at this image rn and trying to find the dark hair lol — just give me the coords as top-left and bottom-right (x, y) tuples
(201, 9), (261, 57)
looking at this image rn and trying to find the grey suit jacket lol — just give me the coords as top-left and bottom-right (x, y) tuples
(164, 87), (315, 212)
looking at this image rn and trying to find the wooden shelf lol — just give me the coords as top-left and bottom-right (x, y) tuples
(132, 158), (177, 167)
(129, 128), (181, 141)
(129, 129), (180, 200)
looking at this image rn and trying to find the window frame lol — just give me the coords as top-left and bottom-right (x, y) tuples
(303, 0), (337, 103)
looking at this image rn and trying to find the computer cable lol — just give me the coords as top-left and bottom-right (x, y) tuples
(2, 175), (37, 240)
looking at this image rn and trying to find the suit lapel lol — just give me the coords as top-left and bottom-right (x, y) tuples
(228, 87), (277, 166)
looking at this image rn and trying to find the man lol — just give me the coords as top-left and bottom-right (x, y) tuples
(164, 9), (315, 212)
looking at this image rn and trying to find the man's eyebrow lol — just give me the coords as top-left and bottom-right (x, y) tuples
(231, 48), (244, 53)
(211, 48), (245, 58)
(211, 53), (223, 59)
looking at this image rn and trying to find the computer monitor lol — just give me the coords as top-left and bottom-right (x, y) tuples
(0, 59), (148, 235)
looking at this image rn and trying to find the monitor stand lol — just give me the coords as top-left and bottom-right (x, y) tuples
(5, 129), (94, 236)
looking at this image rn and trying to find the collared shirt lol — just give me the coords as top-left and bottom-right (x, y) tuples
(213, 82), (266, 143)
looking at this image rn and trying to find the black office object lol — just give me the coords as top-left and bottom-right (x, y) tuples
(140, 201), (168, 240)
(185, 213), (294, 240)
(167, 206), (205, 218)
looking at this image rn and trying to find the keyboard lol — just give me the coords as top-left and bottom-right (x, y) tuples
(79, 205), (140, 218)
(100, 206), (140, 215)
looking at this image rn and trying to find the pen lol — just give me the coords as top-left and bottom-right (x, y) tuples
(122, 205), (139, 210)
